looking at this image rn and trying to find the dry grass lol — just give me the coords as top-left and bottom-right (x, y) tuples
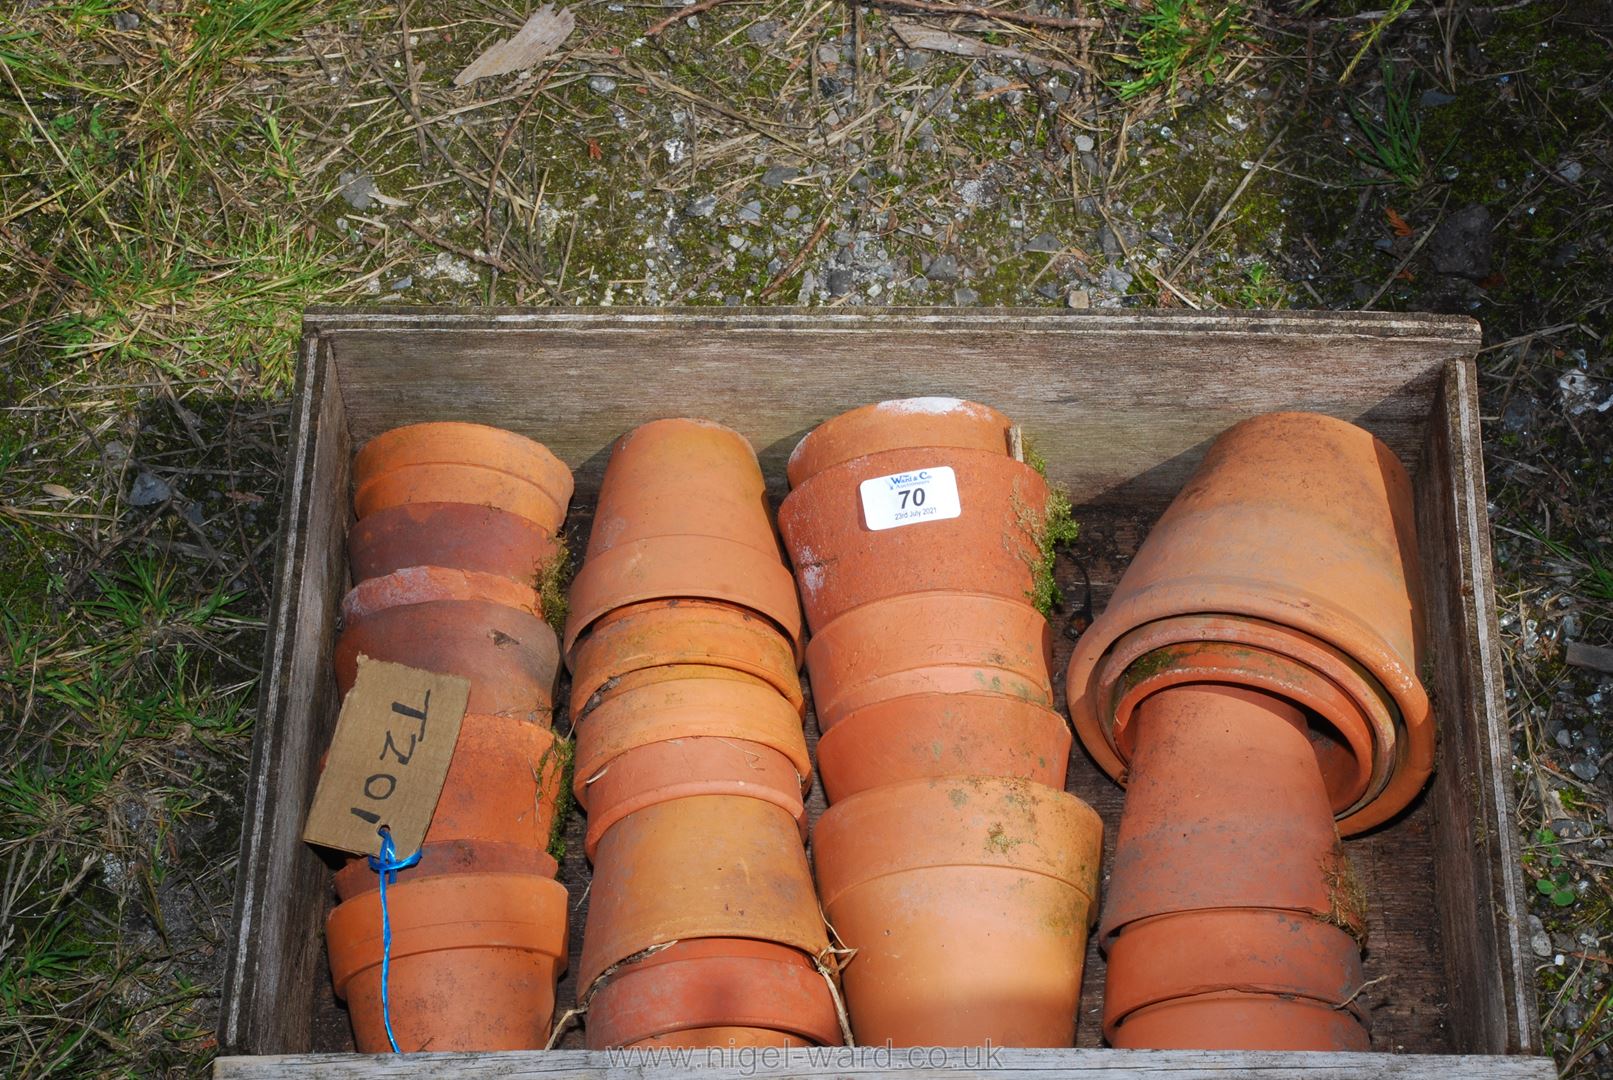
(1, 0), (1609, 1073)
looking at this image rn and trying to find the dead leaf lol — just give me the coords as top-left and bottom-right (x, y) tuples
(453, 4), (575, 88)
(41, 484), (73, 500)
(890, 18), (1081, 76)
(1385, 206), (1414, 237)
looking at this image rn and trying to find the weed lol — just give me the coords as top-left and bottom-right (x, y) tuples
(1347, 60), (1426, 189)
(1235, 261), (1287, 308)
(1109, 0), (1247, 102)
(1028, 487), (1080, 619)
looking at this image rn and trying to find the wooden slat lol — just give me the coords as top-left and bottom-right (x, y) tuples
(311, 308), (1478, 511)
(212, 1047), (1556, 1079)
(219, 339), (352, 1052)
(1419, 362), (1538, 1053)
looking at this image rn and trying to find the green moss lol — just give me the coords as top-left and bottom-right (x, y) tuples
(536, 541), (573, 635)
(541, 734), (575, 862)
(1028, 486), (1080, 618)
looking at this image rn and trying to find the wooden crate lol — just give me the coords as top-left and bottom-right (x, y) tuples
(215, 308), (1550, 1079)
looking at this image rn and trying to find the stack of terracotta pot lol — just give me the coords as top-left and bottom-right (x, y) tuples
(323, 421), (574, 1052)
(778, 398), (1104, 1047)
(563, 418), (841, 1050)
(1066, 412), (1435, 1050)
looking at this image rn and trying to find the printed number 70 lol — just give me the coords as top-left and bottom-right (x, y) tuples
(898, 487), (927, 510)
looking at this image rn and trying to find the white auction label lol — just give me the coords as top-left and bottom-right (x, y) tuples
(859, 466), (962, 531)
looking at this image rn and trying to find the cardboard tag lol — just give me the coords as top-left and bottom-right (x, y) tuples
(302, 656), (470, 857)
(859, 465), (963, 531)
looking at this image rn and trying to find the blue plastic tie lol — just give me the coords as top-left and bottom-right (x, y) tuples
(367, 827), (422, 1054)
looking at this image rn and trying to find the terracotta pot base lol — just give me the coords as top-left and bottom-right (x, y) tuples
(817, 693), (1070, 803)
(341, 566), (541, 623)
(585, 938), (840, 1049)
(786, 397), (1015, 488)
(327, 872), (569, 1052)
(631, 1027), (803, 1049)
(347, 501), (561, 586)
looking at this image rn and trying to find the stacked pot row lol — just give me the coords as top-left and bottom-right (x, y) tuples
(324, 422), (574, 1053)
(1065, 412), (1435, 1051)
(779, 398), (1103, 1048)
(563, 419), (840, 1050)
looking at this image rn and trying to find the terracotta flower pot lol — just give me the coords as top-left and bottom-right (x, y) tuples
(585, 938), (841, 1049)
(1066, 411), (1431, 835)
(568, 598), (802, 716)
(348, 502), (561, 586)
(579, 795), (828, 993)
(564, 418), (802, 660)
(326, 872), (569, 1052)
(580, 736), (806, 860)
(1099, 685), (1355, 942)
(812, 776), (1102, 1047)
(353, 422), (573, 535)
(779, 447), (1049, 632)
(786, 397), (1015, 487)
(803, 592), (1052, 732)
(334, 839), (558, 901)
(423, 714), (565, 848)
(816, 693), (1070, 803)
(1103, 908), (1368, 1050)
(340, 565), (541, 624)
(1096, 684), (1368, 1051)
(333, 599), (560, 723)
(572, 666), (812, 803)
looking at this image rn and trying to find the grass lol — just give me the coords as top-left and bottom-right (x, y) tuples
(1109, 0), (1247, 101)
(1346, 59), (1426, 189)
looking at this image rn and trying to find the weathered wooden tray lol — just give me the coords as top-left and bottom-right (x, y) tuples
(215, 308), (1548, 1079)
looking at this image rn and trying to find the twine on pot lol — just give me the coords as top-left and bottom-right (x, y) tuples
(368, 827), (422, 1054)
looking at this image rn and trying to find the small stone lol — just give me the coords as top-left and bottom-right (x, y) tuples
(762, 165), (801, 187)
(1036, 282), (1061, 299)
(129, 472), (172, 507)
(1025, 232), (1061, 253)
(1557, 728), (1574, 749)
(1427, 204), (1493, 279)
(1555, 159), (1584, 184)
(782, 204), (802, 221)
(738, 200), (763, 225)
(1569, 760), (1599, 782)
(1066, 288), (1090, 309)
(827, 268), (854, 295)
(389, 276), (413, 292)
(684, 193), (717, 218)
(746, 20), (779, 44)
(1420, 89), (1457, 107)
(952, 286), (979, 305)
(1100, 267), (1134, 294)
(1531, 930), (1553, 958)
(588, 75), (617, 95)
(1074, 134), (1094, 153)
(102, 441), (128, 463)
(112, 11), (140, 30)
(337, 170), (377, 211)
(727, 234), (746, 250)
(924, 254), (960, 282)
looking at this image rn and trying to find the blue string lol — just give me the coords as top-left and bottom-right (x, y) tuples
(367, 828), (422, 1054)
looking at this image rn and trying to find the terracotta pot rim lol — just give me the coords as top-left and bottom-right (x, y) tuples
(1102, 907), (1367, 1034)
(785, 397), (1014, 487)
(1108, 641), (1376, 814)
(573, 662), (782, 723)
(327, 872), (569, 995)
(354, 465), (569, 533)
(586, 938), (840, 1047)
(1073, 603), (1423, 834)
(811, 776), (1103, 907)
(573, 677), (811, 802)
(1109, 988), (1369, 1051)
(341, 566), (543, 624)
(347, 501), (562, 587)
(565, 535), (804, 660)
(568, 598), (803, 712)
(333, 839), (560, 899)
